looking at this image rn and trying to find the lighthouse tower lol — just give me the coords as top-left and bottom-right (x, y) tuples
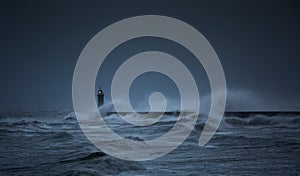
(97, 88), (104, 107)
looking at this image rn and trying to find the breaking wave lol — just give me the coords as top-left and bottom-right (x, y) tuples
(224, 114), (300, 127)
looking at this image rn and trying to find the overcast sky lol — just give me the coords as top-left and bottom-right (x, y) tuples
(0, 0), (299, 110)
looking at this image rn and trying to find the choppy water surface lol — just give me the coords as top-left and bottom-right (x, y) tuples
(0, 108), (299, 175)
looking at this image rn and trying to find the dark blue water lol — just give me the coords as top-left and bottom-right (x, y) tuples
(0, 108), (299, 175)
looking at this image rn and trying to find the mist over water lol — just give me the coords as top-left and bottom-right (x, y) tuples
(102, 88), (288, 116)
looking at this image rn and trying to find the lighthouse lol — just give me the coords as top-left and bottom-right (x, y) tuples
(97, 87), (104, 107)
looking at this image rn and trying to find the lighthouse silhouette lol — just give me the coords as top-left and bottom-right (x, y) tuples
(97, 87), (104, 107)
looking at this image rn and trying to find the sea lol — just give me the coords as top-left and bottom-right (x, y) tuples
(0, 107), (299, 175)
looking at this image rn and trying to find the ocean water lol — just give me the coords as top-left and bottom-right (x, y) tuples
(0, 108), (299, 175)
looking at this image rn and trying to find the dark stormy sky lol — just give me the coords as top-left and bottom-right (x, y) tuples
(0, 0), (299, 110)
